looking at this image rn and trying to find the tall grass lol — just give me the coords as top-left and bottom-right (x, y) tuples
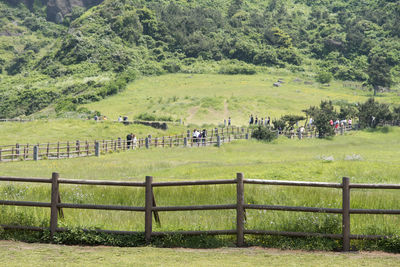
(1, 128), (400, 249)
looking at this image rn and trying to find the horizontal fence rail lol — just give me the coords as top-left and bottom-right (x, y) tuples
(1, 173), (400, 251)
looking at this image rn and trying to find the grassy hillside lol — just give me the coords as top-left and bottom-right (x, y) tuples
(83, 73), (400, 125)
(1, 0), (399, 119)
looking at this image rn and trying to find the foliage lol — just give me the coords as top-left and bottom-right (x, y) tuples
(251, 126), (277, 142)
(304, 101), (337, 138)
(316, 71), (333, 84)
(357, 98), (392, 128)
(136, 113), (173, 122)
(272, 118), (286, 131)
(1, 0), (400, 118)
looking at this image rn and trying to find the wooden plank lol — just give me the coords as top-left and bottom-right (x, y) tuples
(152, 204), (236, 211)
(152, 179), (236, 187)
(0, 200), (51, 207)
(58, 203), (145, 211)
(0, 177), (51, 183)
(58, 179), (144, 186)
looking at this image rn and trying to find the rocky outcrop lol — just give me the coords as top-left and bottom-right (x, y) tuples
(46, 0), (103, 23)
(4, 0), (104, 23)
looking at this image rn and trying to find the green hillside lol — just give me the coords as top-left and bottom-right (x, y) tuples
(83, 73), (400, 125)
(1, 0), (400, 119)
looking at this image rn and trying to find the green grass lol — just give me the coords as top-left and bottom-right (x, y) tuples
(2, 241), (400, 267)
(0, 119), (187, 145)
(1, 128), (400, 250)
(83, 73), (400, 125)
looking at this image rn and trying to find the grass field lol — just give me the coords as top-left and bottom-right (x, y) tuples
(0, 119), (187, 145)
(84, 73), (400, 125)
(2, 241), (400, 267)
(1, 128), (400, 250)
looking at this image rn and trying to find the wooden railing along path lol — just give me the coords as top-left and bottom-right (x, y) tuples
(1, 173), (399, 251)
(0, 126), (250, 162)
(0, 124), (360, 163)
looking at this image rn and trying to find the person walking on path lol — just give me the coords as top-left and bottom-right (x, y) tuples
(132, 134), (137, 148)
(126, 133), (132, 149)
(228, 117), (231, 126)
(249, 115), (254, 125)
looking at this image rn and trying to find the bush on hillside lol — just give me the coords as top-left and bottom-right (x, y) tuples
(357, 98), (392, 128)
(316, 71), (333, 84)
(251, 126), (277, 142)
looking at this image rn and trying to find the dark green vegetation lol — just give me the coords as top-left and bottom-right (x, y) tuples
(1, 0), (400, 118)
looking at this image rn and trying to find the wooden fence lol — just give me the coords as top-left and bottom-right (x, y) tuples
(0, 126), (251, 162)
(1, 173), (399, 251)
(0, 124), (359, 163)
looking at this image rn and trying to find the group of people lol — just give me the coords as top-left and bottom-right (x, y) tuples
(126, 133), (137, 149)
(192, 129), (207, 143)
(249, 115), (271, 126)
(94, 115), (107, 121)
(330, 119), (352, 129)
(223, 117), (232, 126)
(118, 116), (129, 122)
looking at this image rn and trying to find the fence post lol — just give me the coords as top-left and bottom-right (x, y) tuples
(187, 130), (190, 138)
(245, 133), (249, 139)
(298, 130), (302, 140)
(16, 143), (19, 156)
(50, 172), (60, 239)
(145, 176), (153, 243)
(342, 177), (350, 251)
(236, 173), (245, 247)
(118, 138), (121, 149)
(95, 142), (100, 157)
(33, 145), (38, 161)
(217, 135), (221, 147)
(145, 137), (149, 149)
(184, 137), (187, 147)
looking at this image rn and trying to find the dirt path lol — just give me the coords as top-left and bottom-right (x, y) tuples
(187, 106), (199, 123)
(223, 99), (229, 119)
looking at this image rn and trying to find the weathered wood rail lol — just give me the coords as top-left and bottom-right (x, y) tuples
(1, 173), (399, 251)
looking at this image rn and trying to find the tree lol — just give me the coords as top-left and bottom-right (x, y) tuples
(367, 54), (392, 96)
(357, 98), (392, 128)
(304, 101), (337, 138)
(316, 70), (333, 84)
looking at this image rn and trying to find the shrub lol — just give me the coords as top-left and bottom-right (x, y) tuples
(316, 70), (333, 84)
(357, 98), (392, 128)
(251, 126), (277, 142)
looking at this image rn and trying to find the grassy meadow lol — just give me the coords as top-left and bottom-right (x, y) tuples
(0, 119), (187, 145)
(84, 73), (400, 125)
(1, 127), (400, 250)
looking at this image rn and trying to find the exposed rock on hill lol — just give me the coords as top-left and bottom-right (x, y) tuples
(4, 0), (103, 22)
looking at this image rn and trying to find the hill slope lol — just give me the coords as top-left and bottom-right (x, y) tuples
(1, 0), (399, 119)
